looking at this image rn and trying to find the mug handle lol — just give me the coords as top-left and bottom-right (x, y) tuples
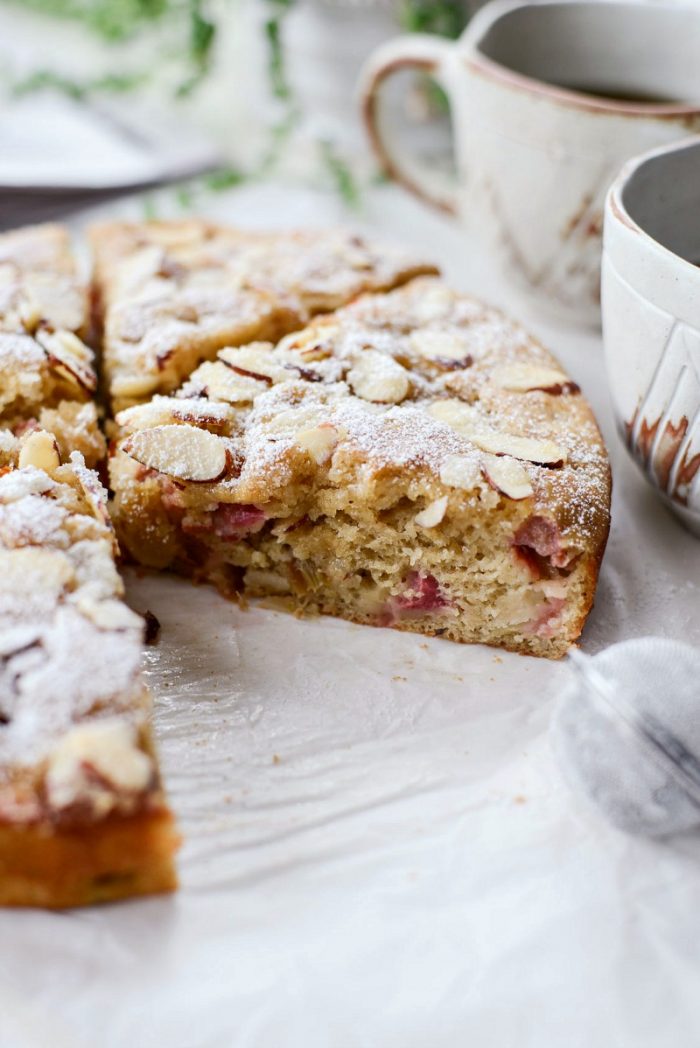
(359, 34), (459, 216)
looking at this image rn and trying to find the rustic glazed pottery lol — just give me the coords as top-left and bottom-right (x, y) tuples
(360, 0), (700, 324)
(603, 137), (700, 536)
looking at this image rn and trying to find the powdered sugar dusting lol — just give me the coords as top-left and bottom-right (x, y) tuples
(120, 277), (611, 545)
(0, 456), (151, 816)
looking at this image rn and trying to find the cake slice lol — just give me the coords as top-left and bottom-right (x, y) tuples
(90, 220), (437, 412)
(0, 223), (105, 468)
(109, 278), (611, 658)
(0, 430), (178, 907)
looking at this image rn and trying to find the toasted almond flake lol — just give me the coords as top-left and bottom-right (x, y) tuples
(219, 343), (284, 384)
(295, 425), (341, 464)
(481, 454), (534, 500)
(193, 360), (268, 404)
(123, 424), (228, 482)
(427, 398), (481, 434)
(18, 294), (42, 334)
(18, 430), (60, 473)
(473, 432), (566, 465)
(76, 597), (143, 631)
(493, 363), (571, 393)
(439, 454), (481, 491)
(111, 373), (161, 401)
(411, 283), (453, 323)
(428, 399), (566, 464)
(348, 350), (410, 404)
(409, 329), (470, 362)
(415, 495), (448, 527)
(46, 719), (153, 813)
(37, 329), (96, 395)
(69, 453), (114, 532)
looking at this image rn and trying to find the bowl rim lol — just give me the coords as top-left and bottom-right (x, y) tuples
(606, 135), (700, 283)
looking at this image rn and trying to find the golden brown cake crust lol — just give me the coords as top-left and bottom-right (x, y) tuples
(90, 219), (438, 412)
(0, 439), (179, 906)
(110, 277), (611, 658)
(0, 223), (105, 468)
(0, 810), (179, 908)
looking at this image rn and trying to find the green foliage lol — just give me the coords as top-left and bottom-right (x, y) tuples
(398, 0), (466, 39)
(13, 69), (147, 99)
(11, 0), (171, 42)
(319, 139), (360, 210)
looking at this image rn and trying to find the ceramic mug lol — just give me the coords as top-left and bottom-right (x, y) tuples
(359, 0), (700, 325)
(602, 137), (700, 537)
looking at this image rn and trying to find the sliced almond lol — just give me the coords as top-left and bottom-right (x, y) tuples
(348, 351), (409, 404)
(116, 244), (167, 292)
(411, 283), (454, 323)
(18, 430), (60, 473)
(116, 396), (234, 433)
(111, 372), (161, 402)
(123, 424), (228, 482)
(493, 363), (574, 394)
(428, 399), (566, 465)
(69, 454), (112, 529)
(18, 293), (42, 334)
(481, 454), (534, 500)
(473, 432), (566, 465)
(409, 329), (472, 366)
(295, 425), (341, 465)
(439, 454), (481, 491)
(46, 719), (153, 814)
(76, 596), (143, 631)
(279, 325), (338, 362)
(37, 329), (96, 394)
(191, 360), (268, 404)
(427, 398), (481, 434)
(415, 495), (448, 528)
(219, 343), (285, 385)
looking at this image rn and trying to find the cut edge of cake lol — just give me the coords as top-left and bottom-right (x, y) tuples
(89, 219), (439, 412)
(108, 277), (611, 659)
(0, 431), (179, 908)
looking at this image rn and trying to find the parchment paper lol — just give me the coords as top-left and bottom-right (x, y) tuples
(1, 183), (699, 1048)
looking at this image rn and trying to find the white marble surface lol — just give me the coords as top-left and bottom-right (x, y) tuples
(0, 179), (698, 1048)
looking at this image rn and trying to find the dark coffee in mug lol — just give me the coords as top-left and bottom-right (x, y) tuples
(558, 84), (684, 105)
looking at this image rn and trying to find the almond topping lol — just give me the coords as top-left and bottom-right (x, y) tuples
(439, 455), (481, 491)
(18, 430), (60, 473)
(295, 425), (341, 465)
(75, 597), (143, 631)
(37, 329), (96, 394)
(409, 329), (471, 363)
(481, 454), (534, 500)
(411, 284), (454, 323)
(473, 433), (566, 465)
(493, 363), (573, 394)
(427, 398), (484, 436)
(192, 360), (268, 404)
(46, 720), (153, 815)
(111, 373), (161, 403)
(428, 399), (566, 465)
(348, 351), (409, 404)
(123, 424), (228, 482)
(219, 343), (285, 385)
(415, 495), (448, 528)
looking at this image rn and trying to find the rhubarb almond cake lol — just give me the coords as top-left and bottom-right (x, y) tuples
(0, 430), (178, 907)
(0, 224), (106, 469)
(90, 220), (438, 412)
(110, 278), (611, 658)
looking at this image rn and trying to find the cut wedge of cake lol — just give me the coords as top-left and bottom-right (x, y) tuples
(90, 220), (438, 412)
(0, 431), (178, 907)
(110, 278), (611, 658)
(0, 223), (106, 468)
